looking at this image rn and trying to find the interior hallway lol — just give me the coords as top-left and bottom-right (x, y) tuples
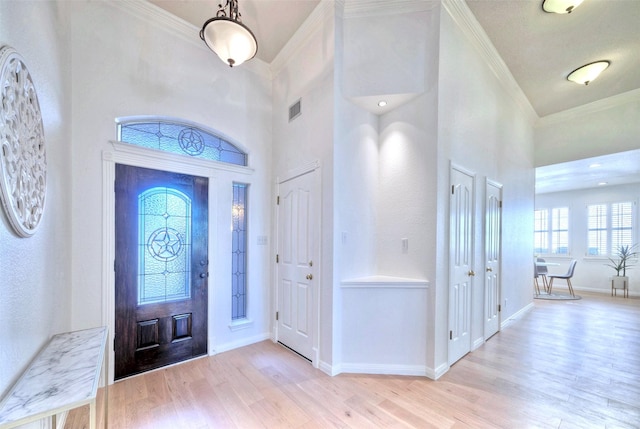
(67, 291), (640, 428)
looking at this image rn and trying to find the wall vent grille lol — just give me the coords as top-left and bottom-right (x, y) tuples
(289, 99), (302, 122)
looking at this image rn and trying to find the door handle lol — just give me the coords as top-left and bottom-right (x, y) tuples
(306, 274), (313, 280)
(468, 270), (475, 277)
(486, 267), (493, 272)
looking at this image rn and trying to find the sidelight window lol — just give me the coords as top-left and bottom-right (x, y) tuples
(232, 183), (248, 320)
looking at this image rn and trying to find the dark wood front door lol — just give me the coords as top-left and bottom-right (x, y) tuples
(115, 164), (208, 380)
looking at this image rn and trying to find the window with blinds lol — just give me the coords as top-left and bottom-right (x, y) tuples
(587, 201), (634, 256)
(534, 207), (569, 254)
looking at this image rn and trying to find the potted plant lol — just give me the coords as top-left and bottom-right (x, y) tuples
(606, 244), (638, 295)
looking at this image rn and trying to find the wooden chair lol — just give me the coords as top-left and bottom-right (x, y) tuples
(548, 259), (578, 297)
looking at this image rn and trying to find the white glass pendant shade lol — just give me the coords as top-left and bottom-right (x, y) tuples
(542, 0), (584, 14)
(201, 18), (257, 67)
(567, 61), (609, 85)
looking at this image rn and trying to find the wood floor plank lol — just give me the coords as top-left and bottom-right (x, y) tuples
(65, 292), (639, 428)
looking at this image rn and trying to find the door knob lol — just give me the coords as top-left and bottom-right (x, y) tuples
(306, 274), (313, 280)
(486, 267), (493, 272)
(468, 270), (475, 277)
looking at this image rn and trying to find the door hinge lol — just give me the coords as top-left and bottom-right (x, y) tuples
(498, 304), (501, 312)
(276, 254), (279, 263)
(499, 200), (503, 208)
(449, 330), (453, 340)
(451, 185), (455, 194)
(276, 311), (279, 321)
(113, 260), (116, 272)
(113, 338), (116, 351)
(277, 195), (280, 205)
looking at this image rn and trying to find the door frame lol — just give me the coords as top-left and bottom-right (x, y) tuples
(102, 140), (252, 384)
(274, 160), (322, 367)
(448, 163), (476, 366)
(484, 179), (503, 340)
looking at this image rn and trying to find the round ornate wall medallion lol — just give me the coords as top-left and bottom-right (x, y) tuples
(0, 45), (46, 237)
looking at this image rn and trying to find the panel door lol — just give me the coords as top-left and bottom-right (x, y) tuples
(449, 167), (475, 365)
(277, 170), (317, 361)
(484, 180), (502, 340)
(115, 164), (208, 380)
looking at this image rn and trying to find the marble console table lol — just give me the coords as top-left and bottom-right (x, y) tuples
(0, 327), (108, 429)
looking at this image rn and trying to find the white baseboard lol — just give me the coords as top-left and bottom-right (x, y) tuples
(209, 332), (270, 355)
(501, 302), (534, 330)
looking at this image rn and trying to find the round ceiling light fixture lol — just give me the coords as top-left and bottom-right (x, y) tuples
(567, 61), (610, 85)
(542, 0), (584, 14)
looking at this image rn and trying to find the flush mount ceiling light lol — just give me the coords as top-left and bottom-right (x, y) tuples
(542, 0), (584, 14)
(567, 61), (610, 85)
(200, 0), (258, 67)
(377, 100), (388, 107)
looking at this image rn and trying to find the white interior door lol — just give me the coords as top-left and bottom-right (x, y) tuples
(484, 180), (502, 340)
(449, 166), (475, 365)
(276, 170), (318, 361)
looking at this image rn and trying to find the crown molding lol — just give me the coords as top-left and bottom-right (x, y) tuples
(536, 88), (640, 127)
(109, 0), (271, 78)
(269, 0), (337, 76)
(344, 0), (439, 18)
(442, 0), (538, 124)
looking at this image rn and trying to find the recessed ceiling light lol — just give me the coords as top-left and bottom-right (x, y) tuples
(542, 0), (584, 14)
(598, 182), (608, 186)
(378, 100), (388, 107)
(567, 61), (610, 85)
(589, 163), (601, 168)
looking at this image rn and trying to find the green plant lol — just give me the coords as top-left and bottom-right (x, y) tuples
(606, 244), (639, 276)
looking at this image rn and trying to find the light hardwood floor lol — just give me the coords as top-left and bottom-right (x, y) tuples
(66, 292), (639, 428)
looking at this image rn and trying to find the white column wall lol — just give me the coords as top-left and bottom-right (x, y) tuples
(436, 7), (536, 372)
(271, 3), (337, 369)
(0, 1), (73, 398)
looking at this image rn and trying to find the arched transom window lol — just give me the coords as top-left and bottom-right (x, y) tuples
(118, 119), (247, 166)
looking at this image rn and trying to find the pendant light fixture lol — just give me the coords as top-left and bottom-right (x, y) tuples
(567, 61), (610, 85)
(542, 0), (584, 14)
(200, 0), (258, 67)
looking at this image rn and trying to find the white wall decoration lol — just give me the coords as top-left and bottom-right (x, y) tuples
(0, 45), (46, 237)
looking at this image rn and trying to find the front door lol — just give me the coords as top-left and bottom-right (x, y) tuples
(484, 180), (502, 339)
(276, 170), (318, 361)
(449, 166), (475, 365)
(114, 164), (208, 380)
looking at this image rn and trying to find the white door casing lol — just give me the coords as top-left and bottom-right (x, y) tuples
(484, 180), (502, 340)
(448, 165), (475, 366)
(276, 167), (319, 362)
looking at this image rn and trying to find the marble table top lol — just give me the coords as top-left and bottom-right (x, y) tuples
(0, 327), (107, 426)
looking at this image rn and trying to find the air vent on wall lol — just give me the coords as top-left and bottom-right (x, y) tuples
(289, 99), (301, 122)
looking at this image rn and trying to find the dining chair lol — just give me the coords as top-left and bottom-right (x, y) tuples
(534, 263), (541, 295)
(548, 259), (578, 297)
(536, 258), (549, 292)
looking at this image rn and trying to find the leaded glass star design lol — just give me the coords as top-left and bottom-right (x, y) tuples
(148, 227), (183, 261)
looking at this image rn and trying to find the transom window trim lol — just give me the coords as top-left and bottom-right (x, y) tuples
(116, 117), (249, 167)
(108, 140), (254, 177)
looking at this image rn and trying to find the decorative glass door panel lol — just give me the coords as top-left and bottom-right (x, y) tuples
(138, 187), (192, 305)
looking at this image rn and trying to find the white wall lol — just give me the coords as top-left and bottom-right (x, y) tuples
(535, 183), (640, 295)
(436, 5), (536, 373)
(68, 1), (273, 356)
(271, 2), (337, 368)
(535, 95), (640, 167)
(0, 1), (73, 398)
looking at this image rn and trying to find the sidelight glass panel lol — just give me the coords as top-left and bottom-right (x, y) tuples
(232, 183), (248, 320)
(138, 187), (192, 305)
